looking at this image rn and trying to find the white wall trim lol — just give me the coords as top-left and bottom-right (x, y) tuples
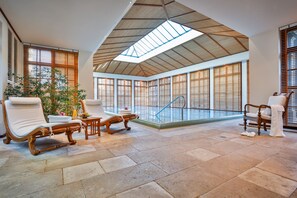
(93, 52), (249, 81)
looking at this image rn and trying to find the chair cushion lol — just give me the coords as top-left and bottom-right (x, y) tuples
(9, 97), (41, 105)
(246, 113), (271, 120)
(264, 96), (287, 115)
(85, 99), (102, 106)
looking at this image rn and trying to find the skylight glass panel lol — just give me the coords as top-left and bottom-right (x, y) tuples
(162, 22), (179, 37)
(158, 26), (173, 40)
(168, 21), (185, 34)
(114, 20), (203, 63)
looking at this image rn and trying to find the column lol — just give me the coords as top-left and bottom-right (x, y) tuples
(187, 72), (190, 108)
(241, 60), (248, 111)
(209, 68), (214, 110)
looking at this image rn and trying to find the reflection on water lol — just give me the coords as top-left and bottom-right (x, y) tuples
(105, 106), (242, 124)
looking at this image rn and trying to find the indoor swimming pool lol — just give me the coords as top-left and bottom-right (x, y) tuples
(105, 106), (243, 129)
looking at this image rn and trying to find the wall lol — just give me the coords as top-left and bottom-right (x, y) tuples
(0, 11), (23, 136)
(78, 50), (94, 99)
(249, 29), (280, 107)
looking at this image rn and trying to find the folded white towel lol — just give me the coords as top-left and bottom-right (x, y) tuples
(270, 105), (285, 137)
(48, 115), (72, 123)
(119, 109), (132, 115)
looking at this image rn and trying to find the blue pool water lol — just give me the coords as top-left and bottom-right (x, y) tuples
(105, 106), (242, 128)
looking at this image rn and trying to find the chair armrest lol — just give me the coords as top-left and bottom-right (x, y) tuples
(244, 104), (260, 115)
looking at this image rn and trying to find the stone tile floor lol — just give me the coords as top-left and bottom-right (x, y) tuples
(0, 120), (297, 197)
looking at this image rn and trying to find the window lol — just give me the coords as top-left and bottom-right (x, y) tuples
(114, 20), (203, 63)
(24, 46), (78, 87)
(148, 80), (158, 106)
(159, 77), (171, 107)
(214, 63), (242, 111)
(97, 78), (114, 111)
(134, 81), (148, 106)
(280, 27), (297, 126)
(172, 74), (187, 107)
(117, 79), (132, 109)
(190, 69), (209, 109)
(7, 30), (12, 81)
(14, 38), (18, 82)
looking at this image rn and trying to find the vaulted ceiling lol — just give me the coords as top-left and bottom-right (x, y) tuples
(93, 0), (248, 77)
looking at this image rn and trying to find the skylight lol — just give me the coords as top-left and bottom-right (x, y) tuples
(114, 20), (203, 63)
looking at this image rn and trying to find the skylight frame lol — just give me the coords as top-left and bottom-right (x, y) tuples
(114, 20), (203, 63)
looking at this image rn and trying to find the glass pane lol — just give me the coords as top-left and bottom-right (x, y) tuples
(40, 50), (51, 63)
(288, 52), (297, 69)
(28, 65), (39, 78)
(288, 30), (297, 48)
(55, 52), (66, 64)
(158, 26), (173, 40)
(68, 53), (75, 65)
(162, 22), (179, 38)
(28, 48), (38, 62)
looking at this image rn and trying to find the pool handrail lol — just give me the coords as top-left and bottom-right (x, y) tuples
(155, 96), (186, 120)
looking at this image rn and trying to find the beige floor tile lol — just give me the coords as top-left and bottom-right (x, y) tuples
(108, 144), (138, 156)
(151, 153), (201, 174)
(128, 144), (188, 164)
(198, 153), (261, 181)
(157, 165), (225, 198)
(186, 148), (220, 161)
(63, 161), (104, 184)
(68, 144), (96, 156)
(82, 162), (167, 198)
(208, 140), (244, 155)
(99, 155), (136, 173)
(22, 181), (85, 198)
(0, 157), (9, 168)
(201, 177), (284, 198)
(257, 156), (297, 181)
(45, 149), (114, 171)
(239, 167), (297, 197)
(115, 182), (173, 198)
(230, 137), (255, 145)
(0, 159), (46, 180)
(0, 169), (62, 197)
(234, 144), (279, 161)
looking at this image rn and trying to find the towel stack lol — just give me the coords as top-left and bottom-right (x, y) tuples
(119, 109), (132, 115)
(48, 115), (72, 123)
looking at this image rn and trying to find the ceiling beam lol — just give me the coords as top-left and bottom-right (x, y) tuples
(128, 64), (139, 75)
(98, 46), (130, 50)
(170, 11), (196, 20)
(192, 39), (217, 58)
(142, 62), (164, 73)
(122, 18), (166, 21)
(133, 3), (162, 7)
(206, 34), (231, 55)
(153, 56), (179, 70)
(103, 61), (112, 73)
(102, 41), (136, 45)
(121, 63), (131, 74)
(145, 60), (169, 71)
(234, 37), (248, 51)
(182, 44), (205, 61)
(114, 27), (154, 31)
(162, 52), (185, 67)
(107, 35), (145, 39)
(171, 48), (194, 64)
(111, 61), (122, 73)
(184, 18), (210, 25)
(161, 0), (170, 20)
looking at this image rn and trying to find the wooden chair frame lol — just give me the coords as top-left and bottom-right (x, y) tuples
(1, 100), (82, 155)
(80, 100), (139, 134)
(243, 91), (294, 135)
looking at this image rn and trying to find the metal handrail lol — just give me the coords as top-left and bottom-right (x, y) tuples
(155, 96), (186, 120)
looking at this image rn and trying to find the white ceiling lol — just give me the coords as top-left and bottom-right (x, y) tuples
(0, 0), (134, 52)
(177, 0), (297, 37)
